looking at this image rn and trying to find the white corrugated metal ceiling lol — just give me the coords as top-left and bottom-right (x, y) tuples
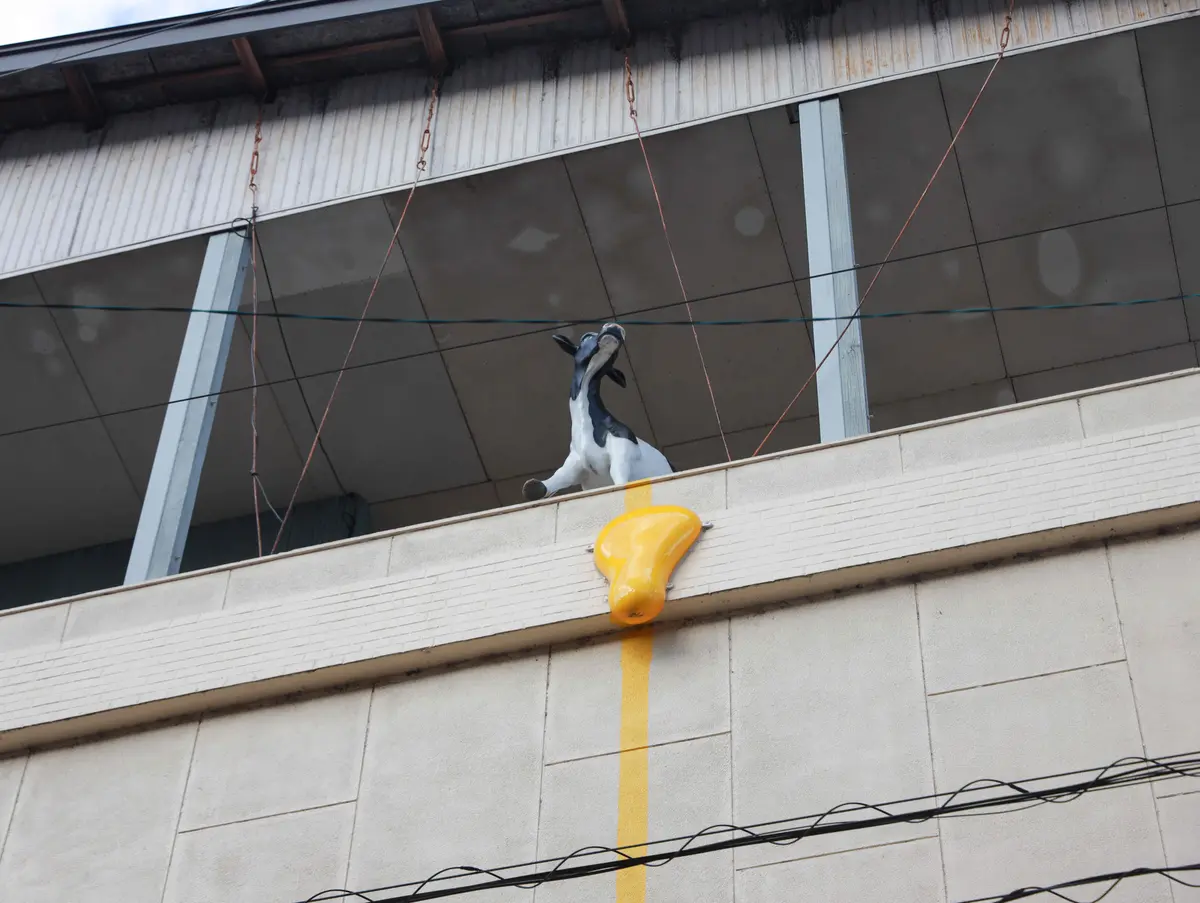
(1, 0), (1197, 279)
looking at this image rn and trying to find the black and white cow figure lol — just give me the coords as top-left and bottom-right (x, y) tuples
(522, 323), (674, 502)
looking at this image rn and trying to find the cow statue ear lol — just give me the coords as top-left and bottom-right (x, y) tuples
(606, 367), (627, 388)
(552, 334), (578, 356)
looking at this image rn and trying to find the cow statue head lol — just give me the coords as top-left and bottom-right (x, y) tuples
(551, 322), (628, 398)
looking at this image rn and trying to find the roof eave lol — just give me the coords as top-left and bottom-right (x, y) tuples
(0, 0), (432, 76)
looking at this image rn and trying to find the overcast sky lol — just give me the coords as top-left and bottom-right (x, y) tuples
(2, 0), (255, 47)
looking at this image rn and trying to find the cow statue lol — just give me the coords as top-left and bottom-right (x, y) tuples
(522, 323), (675, 502)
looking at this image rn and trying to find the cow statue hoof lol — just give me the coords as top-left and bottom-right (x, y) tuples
(522, 479), (548, 502)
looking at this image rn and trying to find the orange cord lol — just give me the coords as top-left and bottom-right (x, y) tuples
(752, 0), (1017, 458)
(248, 106), (265, 557)
(623, 56), (731, 463)
(270, 80), (440, 555)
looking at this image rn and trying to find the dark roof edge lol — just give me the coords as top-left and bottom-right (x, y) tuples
(0, 0), (433, 75)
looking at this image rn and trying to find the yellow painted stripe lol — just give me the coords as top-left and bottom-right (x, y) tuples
(624, 478), (652, 513)
(617, 629), (652, 903)
(617, 480), (654, 903)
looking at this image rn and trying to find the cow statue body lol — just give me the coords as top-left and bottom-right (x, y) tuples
(522, 323), (674, 502)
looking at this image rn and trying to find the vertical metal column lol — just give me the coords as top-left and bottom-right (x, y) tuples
(124, 230), (250, 584)
(798, 97), (870, 443)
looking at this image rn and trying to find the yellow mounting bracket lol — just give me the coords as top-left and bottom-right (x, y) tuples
(593, 505), (706, 627)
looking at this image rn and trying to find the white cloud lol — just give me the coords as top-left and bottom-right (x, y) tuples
(1, 0), (256, 49)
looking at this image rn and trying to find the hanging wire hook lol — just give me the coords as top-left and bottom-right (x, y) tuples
(622, 53), (731, 462)
(271, 77), (442, 555)
(247, 104), (267, 557)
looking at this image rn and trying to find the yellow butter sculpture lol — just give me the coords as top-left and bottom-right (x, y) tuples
(593, 505), (704, 626)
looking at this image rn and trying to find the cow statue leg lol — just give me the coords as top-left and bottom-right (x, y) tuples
(607, 438), (636, 487)
(523, 452), (586, 502)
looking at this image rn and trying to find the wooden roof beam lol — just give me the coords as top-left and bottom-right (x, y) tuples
(415, 6), (447, 77)
(60, 65), (105, 131)
(600, 0), (631, 47)
(232, 36), (273, 101)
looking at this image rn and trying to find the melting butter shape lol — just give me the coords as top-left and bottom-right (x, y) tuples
(594, 505), (704, 627)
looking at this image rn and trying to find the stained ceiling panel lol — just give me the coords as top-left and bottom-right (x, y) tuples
(940, 32), (1164, 243)
(620, 282), (816, 448)
(257, 275), (437, 379)
(979, 209), (1188, 375)
(392, 159), (614, 349)
(1137, 16), (1200, 205)
(254, 198), (409, 300)
(0, 276), (97, 435)
(372, 482), (500, 533)
(299, 354), (485, 501)
(34, 238), (207, 414)
(1012, 344), (1198, 404)
(1168, 200), (1200, 339)
(747, 107), (810, 283)
(0, 420), (141, 565)
(565, 116), (793, 315)
(258, 378), (345, 497)
(857, 246), (1006, 405)
(104, 326), (342, 528)
(869, 380), (1017, 433)
(664, 416), (820, 472)
(199, 326), (342, 525)
(841, 73), (976, 265)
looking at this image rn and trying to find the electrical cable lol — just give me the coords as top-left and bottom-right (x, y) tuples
(290, 752), (1199, 903)
(955, 863), (1200, 903)
(3, 290), (1196, 327)
(752, 0), (1018, 457)
(2, 289), (1196, 445)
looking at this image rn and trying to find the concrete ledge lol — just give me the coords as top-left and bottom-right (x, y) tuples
(5, 503), (1199, 757)
(2, 368), (1199, 753)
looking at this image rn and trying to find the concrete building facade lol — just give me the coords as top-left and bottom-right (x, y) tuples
(2, 371), (1200, 902)
(0, 0), (1198, 901)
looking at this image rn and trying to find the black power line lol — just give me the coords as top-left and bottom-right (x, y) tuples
(6, 281), (1196, 445)
(957, 863), (1200, 903)
(294, 752), (1199, 903)
(2, 291), (1198, 328)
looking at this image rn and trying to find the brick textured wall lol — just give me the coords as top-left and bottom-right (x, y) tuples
(0, 370), (1198, 752)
